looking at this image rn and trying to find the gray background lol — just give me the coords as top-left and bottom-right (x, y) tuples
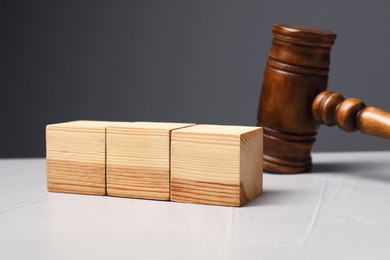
(1, 0), (389, 158)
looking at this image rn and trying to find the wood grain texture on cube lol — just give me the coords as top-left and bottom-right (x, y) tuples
(46, 120), (130, 195)
(107, 122), (194, 200)
(171, 124), (263, 206)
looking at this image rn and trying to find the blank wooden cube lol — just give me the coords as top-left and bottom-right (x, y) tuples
(46, 120), (127, 195)
(171, 124), (263, 206)
(106, 122), (195, 200)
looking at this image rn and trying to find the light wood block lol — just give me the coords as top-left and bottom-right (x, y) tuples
(46, 120), (130, 195)
(171, 124), (263, 206)
(106, 122), (195, 200)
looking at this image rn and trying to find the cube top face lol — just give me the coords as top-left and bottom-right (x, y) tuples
(106, 123), (195, 200)
(132, 122), (195, 131)
(47, 120), (129, 130)
(171, 125), (263, 207)
(172, 124), (261, 136)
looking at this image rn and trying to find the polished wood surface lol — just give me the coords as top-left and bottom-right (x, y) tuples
(257, 24), (336, 173)
(258, 24), (390, 174)
(313, 91), (390, 139)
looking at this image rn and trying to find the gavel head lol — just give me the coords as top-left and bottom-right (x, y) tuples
(257, 24), (337, 174)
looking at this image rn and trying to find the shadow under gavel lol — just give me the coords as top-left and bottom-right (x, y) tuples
(257, 24), (390, 174)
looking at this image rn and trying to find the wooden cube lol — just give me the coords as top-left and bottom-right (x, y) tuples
(46, 120), (128, 195)
(171, 124), (263, 206)
(106, 122), (195, 200)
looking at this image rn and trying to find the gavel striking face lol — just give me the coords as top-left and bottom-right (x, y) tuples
(257, 24), (390, 174)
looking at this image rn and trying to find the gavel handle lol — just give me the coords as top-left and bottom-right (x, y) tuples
(312, 91), (390, 140)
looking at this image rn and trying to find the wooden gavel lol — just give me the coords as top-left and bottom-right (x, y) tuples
(257, 24), (390, 174)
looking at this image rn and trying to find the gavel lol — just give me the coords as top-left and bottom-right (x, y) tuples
(257, 24), (390, 174)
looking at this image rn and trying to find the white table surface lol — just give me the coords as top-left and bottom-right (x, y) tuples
(1, 151), (390, 260)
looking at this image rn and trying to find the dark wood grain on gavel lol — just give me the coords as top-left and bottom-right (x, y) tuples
(312, 91), (390, 138)
(257, 24), (390, 174)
